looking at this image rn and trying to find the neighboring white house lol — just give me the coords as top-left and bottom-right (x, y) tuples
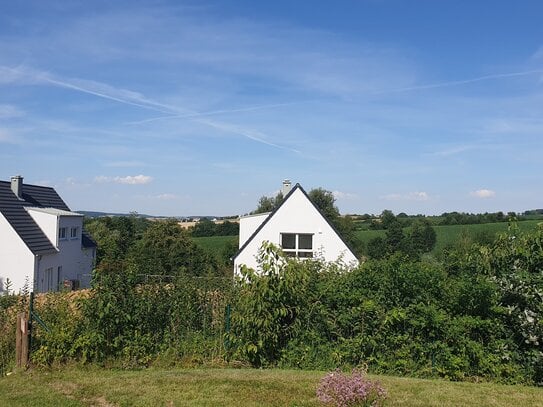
(233, 181), (359, 275)
(0, 176), (96, 294)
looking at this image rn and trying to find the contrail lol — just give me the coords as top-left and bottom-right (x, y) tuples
(374, 69), (543, 95)
(4, 65), (298, 153)
(43, 77), (175, 114)
(125, 101), (307, 125)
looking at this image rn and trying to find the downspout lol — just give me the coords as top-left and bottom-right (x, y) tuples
(34, 255), (41, 292)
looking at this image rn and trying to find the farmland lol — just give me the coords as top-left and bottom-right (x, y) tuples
(194, 219), (543, 257)
(1, 367), (542, 407)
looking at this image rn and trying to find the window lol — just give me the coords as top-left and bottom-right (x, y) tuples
(44, 267), (54, 292)
(280, 233), (313, 258)
(70, 226), (79, 239)
(59, 227), (67, 240)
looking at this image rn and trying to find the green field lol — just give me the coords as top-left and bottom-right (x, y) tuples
(194, 235), (237, 253)
(1, 367), (542, 406)
(194, 220), (542, 258)
(354, 219), (542, 255)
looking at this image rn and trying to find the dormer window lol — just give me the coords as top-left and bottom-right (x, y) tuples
(59, 227), (67, 240)
(70, 226), (79, 239)
(281, 233), (313, 258)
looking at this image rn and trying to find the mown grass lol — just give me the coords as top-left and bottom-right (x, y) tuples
(1, 367), (542, 406)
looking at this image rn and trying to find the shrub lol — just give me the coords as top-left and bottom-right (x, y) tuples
(316, 368), (387, 407)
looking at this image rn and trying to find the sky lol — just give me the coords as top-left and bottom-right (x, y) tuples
(1, 0), (542, 216)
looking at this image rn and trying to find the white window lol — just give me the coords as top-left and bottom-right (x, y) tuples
(59, 227), (67, 240)
(280, 233), (313, 258)
(70, 226), (79, 239)
(44, 267), (54, 292)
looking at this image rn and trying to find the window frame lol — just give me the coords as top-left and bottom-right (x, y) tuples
(70, 226), (79, 239)
(280, 233), (314, 258)
(58, 227), (67, 240)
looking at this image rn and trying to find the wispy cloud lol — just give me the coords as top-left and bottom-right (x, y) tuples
(0, 128), (17, 143)
(156, 193), (177, 200)
(332, 190), (357, 200)
(470, 189), (496, 198)
(94, 175), (153, 185)
(375, 69), (543, 95)
(0, 65), (299, 152)
(381, 191), (430, 201)
(125, 101), (307, 125)
(103, 160), (146, 168)
(0, 104), (24, 119)
(428, 144), (480, 157)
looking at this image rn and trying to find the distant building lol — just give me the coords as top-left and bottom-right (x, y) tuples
(233, 182), (359, 274)
(0, 176), (96, 293)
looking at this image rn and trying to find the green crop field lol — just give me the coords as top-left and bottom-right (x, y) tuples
(354, 219), (542, 255)
(1, 367), (542, 406)
(194, 235), (237, 253)
(194, 220), (542, 258)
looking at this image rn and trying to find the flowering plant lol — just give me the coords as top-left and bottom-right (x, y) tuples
(316, 368), (387, 407)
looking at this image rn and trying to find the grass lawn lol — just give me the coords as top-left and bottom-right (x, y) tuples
(1, 367), (542, 406)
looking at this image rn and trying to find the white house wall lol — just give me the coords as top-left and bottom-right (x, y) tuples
(0, 212), (36, 294)
(26, 209), (58, 246)
(234, 188), (358, 274)
(238, 212), (270, 248)
(26, 210), (94, 292)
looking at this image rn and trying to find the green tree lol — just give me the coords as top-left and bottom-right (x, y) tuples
(409, 219), (437, 254)
(229, 243), (311, 366)
(131, 220), (217, 276)
(191, 218), (217, 237)
(308, 188), (340, 221)
(380, 210), (397, 229)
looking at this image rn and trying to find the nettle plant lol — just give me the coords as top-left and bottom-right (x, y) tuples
(316, 368), (387, 407)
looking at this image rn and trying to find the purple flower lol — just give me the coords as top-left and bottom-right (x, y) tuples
(316, 368), (387, 407)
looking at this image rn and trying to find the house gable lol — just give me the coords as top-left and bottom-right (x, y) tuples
(233, 184), (358, 273)
(0, 177), (97, 293)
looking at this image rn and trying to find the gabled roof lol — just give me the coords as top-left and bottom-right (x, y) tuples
(0, 180), (96, 255)
(233, 183), (357, 261)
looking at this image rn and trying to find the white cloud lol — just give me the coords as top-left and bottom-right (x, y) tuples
(381, 191), (430, 201)
(94, 174), (153, 185)
(470, 189), (496, 198)
(332, 190), (357, 200)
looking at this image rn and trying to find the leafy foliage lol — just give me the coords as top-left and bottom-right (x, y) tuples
(229, 242), (311, 366)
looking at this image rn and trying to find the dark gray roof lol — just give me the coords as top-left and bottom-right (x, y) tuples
(0, 180), (96, 255)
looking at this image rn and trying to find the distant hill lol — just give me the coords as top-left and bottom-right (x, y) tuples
(77, 210), (238, 220)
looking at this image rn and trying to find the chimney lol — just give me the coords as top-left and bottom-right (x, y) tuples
(10, 175), (23, 200)
(281, 179), (292, 196)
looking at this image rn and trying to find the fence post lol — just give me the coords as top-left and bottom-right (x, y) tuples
(28, 292), (34, 360)
(15, 312), (28, 368)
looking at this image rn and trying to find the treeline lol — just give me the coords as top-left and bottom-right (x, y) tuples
(190, 218), (239, 237)
(364, 210), (523, 230)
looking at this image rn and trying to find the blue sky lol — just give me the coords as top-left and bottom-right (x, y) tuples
(1, 0), (542, 216)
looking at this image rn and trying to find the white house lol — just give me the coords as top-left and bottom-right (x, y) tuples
(233, 181), (359, 275)
(0, 176), (96, 294)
